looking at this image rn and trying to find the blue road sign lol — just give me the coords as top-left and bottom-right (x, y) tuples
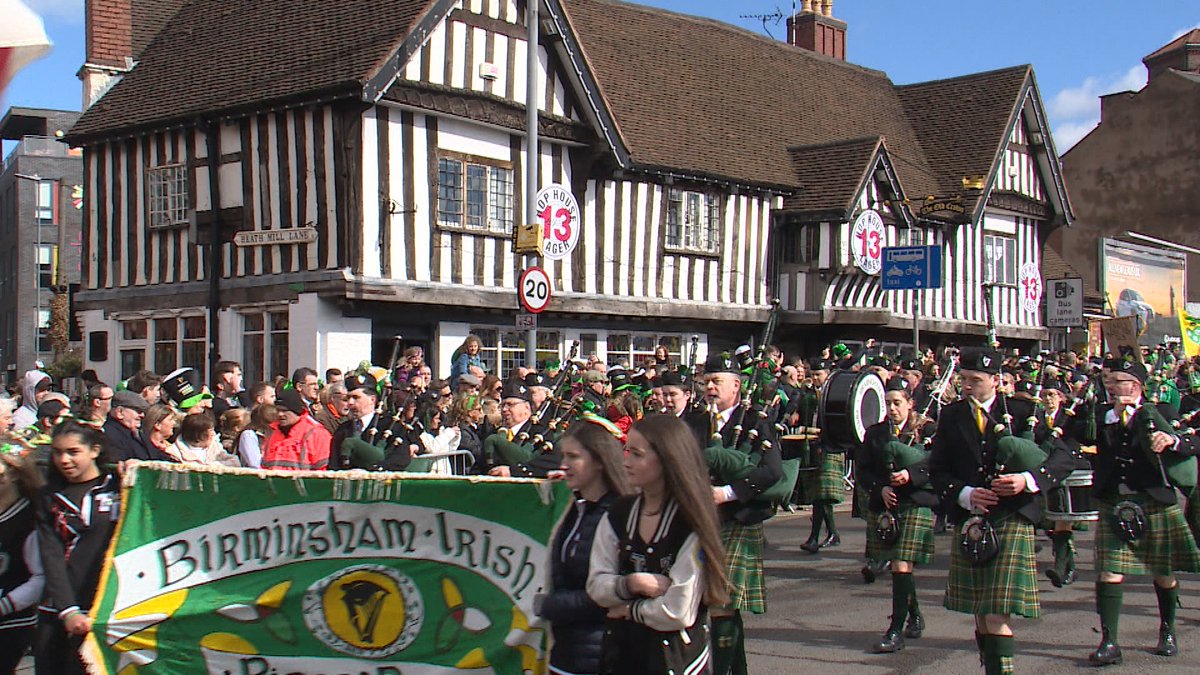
(881, 245), (943, 290)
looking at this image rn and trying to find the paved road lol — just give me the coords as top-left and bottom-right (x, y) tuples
(747, 509), (1200, 673)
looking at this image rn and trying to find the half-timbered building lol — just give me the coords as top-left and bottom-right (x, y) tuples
(68, 0), (1071, 384)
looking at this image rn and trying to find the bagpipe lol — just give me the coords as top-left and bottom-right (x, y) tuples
(1132, 400), (1197, 491)
(338, 397), (427, 470)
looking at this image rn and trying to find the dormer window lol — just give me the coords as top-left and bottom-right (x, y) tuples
(665, 189), (722, 255)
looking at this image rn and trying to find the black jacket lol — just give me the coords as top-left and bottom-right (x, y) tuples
(857, 419), (938, 512)
(540, 493), (616, 674)
(102, 418), (158, 462)
(1089, 401), (1200, 505)
(36, 473), (120, 614)
(714, 406), (782, 525)
(929, 396), (1075, 524)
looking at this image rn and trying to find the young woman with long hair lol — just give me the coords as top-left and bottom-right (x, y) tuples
(587, 414), (728, 675)
(539, 421), (632, 675)
(34, 420), (120, 675)
(0, 451), (45, 672)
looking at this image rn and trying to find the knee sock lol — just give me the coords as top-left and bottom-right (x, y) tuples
(806, 503), (823, 542)
(731, 611), (748, 675)
(1155, 582), (1179, 629)
(710, 615), (740, 675)
(1096, 581), (1123, 641)
(989, 635), (1014, 675)
(888, 573), (913, 632)
(1051, 531), (1073, 574)
(907, 576), (921, 617)
(823, 503), (838, 536)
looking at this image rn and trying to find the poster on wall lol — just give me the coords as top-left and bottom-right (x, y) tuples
(1100, 238), (1187, 347)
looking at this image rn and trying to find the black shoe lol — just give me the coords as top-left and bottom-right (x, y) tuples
(1062, 568), (1077, 586)
(1156, 624), (1178, 657)
(819, 533), (841, 549)
(861, 564), (876, 584)
(800, 538), (821, 554)
(872, 628), (905, 653)
(1089, 629), (1122, 666)
(904, 613), (925, 639)
(1046, 568), (1065, 588)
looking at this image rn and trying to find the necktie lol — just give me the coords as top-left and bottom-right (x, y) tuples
(353, 419), (363, 435)
(974, 403), (986, 434)
(505, 429), (514, 442)
(1121, 407), (1130, 427)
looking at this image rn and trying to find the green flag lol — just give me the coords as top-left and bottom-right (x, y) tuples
(85, 463), (572, 674)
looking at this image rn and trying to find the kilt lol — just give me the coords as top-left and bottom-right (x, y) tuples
(1095, 497), (1200, 577)
(866, 504), (935, 565)
(800, 451), (845, 504)
(945, 513), (1040, 618)
(720, 521), (766, 614)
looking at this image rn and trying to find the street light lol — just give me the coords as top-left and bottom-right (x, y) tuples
(13, 172), (49, 367)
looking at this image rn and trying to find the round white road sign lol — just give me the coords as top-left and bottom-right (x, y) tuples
(536, 183), (581, 260)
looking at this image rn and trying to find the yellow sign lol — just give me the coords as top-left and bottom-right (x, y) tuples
(513, 221), (544, 255)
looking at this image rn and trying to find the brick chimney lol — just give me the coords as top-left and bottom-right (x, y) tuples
(787, 0), (847, 61)
(80, 0), (133, 109)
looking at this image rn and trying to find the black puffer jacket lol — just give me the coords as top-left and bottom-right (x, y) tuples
(540, 493), (615, 675)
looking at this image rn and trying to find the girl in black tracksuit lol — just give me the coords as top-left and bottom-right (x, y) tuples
(0, 452), (45, 674)
(34, 420), (121, 675)
(538, 422), (631, 675)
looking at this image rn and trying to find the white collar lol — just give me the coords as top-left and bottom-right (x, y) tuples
(970, 396), (997, 413)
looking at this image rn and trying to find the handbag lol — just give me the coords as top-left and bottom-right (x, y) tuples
(875, 510), (900, 546)
(959, 515), (1000, 566)
(1111, 500), (1148, 543)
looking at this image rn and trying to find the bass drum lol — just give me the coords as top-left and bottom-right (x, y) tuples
(819, 370), (886, 448)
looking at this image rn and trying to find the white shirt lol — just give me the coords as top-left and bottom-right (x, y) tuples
(957, 395), (1040, 511)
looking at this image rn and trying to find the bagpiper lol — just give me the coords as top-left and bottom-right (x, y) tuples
(858, 377), (938, 653)
(929, 347), (1076, 674)
(1082, 357), (1200, 665)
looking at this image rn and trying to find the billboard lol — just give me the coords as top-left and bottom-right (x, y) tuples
(1100, 238), (1187, 346)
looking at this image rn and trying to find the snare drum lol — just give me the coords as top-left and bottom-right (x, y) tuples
(1044, 470), (1099, 522)
(780, 433), (819, 471)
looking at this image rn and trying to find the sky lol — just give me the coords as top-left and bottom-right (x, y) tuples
(3, 0), (1198, 155)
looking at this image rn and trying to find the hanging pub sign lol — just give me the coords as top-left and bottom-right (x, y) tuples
(1019, 262), (1043, 313)
(917, 196), (965, 218)
(851, 209), (884, 275)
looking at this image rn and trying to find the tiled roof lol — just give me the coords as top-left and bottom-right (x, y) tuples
(130, 0), (190, 58)
(1145, 28), (1200, 61)
(896, 66), (1030, 216)
(70, 0), (433, 140)
(782, 136), (879, 214)
(562, 0), (942, 195)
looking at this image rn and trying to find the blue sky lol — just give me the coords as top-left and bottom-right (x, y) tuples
(4, 0), (1198, 153)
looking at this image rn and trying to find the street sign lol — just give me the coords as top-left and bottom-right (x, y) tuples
(851, 210), (884, 274)
(518, 266), (552, 314)
(535, 183), (581, 260)
(1047, 277), (1084, 327)
(1019, 262), (1043, 314)
(881, 245), (942, 290)
(516, 312), (537, 329)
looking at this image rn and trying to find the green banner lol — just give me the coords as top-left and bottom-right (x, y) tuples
(85, 462), (572, 675)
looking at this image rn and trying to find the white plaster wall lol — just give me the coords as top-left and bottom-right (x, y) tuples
(290, 294), (373, 376)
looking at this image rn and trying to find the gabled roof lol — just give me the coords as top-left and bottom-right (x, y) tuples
(69, 0), (441, 141)
(562, 0), (938, 196)
(783, 136), (880, 215)
(1145, 28), (1200, 61)
(896, 65), (1031, 218)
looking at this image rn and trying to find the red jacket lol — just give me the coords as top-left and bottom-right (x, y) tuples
(262, 414), (332, 471)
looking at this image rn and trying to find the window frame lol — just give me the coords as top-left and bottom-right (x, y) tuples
(436, 152), (516, 237)
(145, 163), (190, 229)
(605, 332), (684, 369)
(241, 308), (290, 385)
(983, 234), (1018, 286)
(470, 326), (561, 379)
(664, 188), (724, 257)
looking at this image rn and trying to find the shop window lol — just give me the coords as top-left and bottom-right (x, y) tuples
(243, 309), (289, 385)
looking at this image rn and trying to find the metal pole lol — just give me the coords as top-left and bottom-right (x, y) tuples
(912, 288), (920, 354)
(524, 0), (539, 369)
(35, 181), (42, 366)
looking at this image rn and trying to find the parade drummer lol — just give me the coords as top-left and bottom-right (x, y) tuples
(703, 351), (782, 675)
(799, 359), (846, 555)
(929, 347), (1076, 675)
(1032, 379), (1090, 588)
(1084, 358), (1200, 666)
(857, 377), (937, 653)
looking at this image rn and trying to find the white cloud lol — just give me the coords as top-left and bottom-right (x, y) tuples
(22, 0), (83, 23)
(1049, 65), (1145, 153)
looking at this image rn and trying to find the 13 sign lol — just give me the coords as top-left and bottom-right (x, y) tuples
(536, 183), (581, 260)
(852, 210), (884, 275)
(518, 266), (552, 314)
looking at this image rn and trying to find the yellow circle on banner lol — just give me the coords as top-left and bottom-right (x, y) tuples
(319, 569), (407, 650)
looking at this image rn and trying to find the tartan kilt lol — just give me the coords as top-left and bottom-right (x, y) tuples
(1095, 497), (1200, 577)
(867, 504), (935, 565)
(800, 451), (845, 504)
(944, 514), (1040, 618)
(719, 521), (766, 614)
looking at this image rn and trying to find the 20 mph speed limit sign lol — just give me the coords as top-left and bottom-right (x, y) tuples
(518, 267), (552, 314)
